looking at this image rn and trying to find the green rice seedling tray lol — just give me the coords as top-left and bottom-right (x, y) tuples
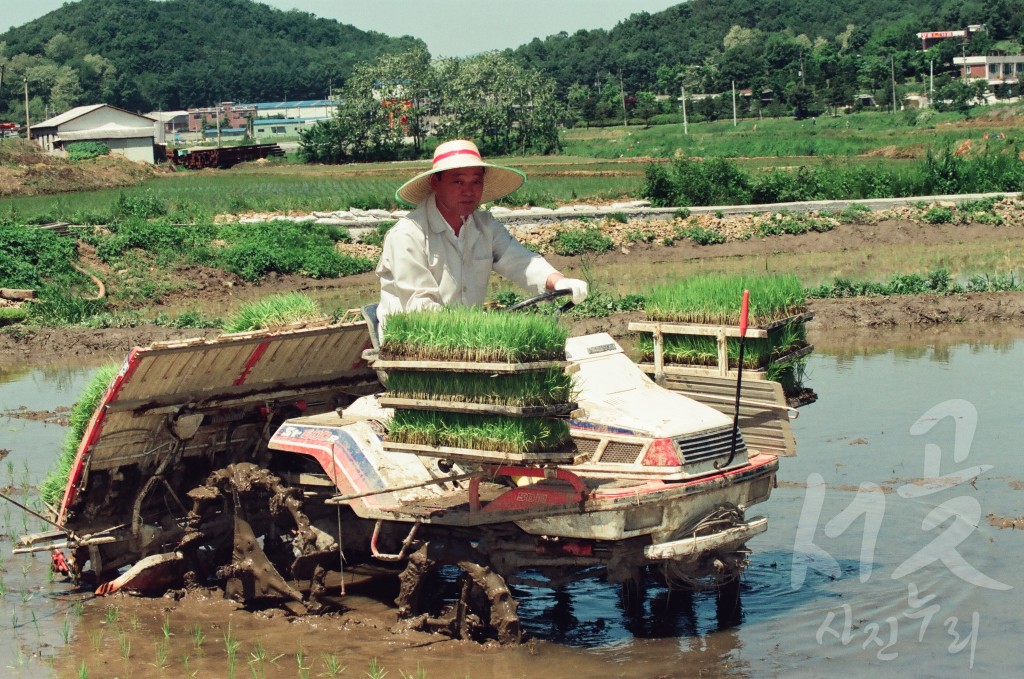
(629, 312), (814, 379)
(636, 344), (814, 380)
(382, 441), (578, 465)
(379, 397), (578, 418)
(372, 358), (572, 373)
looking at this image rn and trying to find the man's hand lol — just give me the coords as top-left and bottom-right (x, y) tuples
(554, 278), (589, 305)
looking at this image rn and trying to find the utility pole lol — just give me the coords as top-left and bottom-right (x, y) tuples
(24, 77), (30, 138)
(732, 80), (737, 126)
(890, 55), (897, 114)
(619, 70), (628, 127)
(930, 59), (934, 107)
(216, 105), (221, 147)
(681, 83), (688, 135)
(962, 41), (968, 83)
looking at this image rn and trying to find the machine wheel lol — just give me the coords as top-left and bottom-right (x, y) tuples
(396, 540), (522, 644)
(181, 462), (337, 613)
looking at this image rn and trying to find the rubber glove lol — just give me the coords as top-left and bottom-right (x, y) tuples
(555, 278), (589, 305)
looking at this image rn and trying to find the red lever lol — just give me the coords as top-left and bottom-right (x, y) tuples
(739, 289), (750, 337)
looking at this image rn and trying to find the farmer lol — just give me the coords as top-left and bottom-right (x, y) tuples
(375, 139), (588, 329)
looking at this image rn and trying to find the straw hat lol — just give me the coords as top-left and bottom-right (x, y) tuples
(395, 139), (525, 206)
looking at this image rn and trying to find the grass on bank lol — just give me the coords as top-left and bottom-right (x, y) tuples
(39, 364), (119, 508)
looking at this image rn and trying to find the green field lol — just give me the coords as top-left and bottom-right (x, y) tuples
(4, 107), (1022, 224)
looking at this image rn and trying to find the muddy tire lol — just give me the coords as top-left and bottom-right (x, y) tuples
(396, 540), (521, 644)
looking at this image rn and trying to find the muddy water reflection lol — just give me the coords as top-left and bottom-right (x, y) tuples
(510, 328), (1024, 677)
(2, 331), (1022, 678)
(0, 365), (98, 678)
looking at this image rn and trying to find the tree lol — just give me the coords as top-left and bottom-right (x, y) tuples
(434, 52), (562, 155)
(301, 50), (562, 162)
(566, 82), (594, 128)
(632, 91), (662, 125)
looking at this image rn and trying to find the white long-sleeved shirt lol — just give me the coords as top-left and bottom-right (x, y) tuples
(375, 194), (558, 329)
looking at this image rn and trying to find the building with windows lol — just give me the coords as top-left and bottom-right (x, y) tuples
(187, 102), (257, 133)
(30, 104), (157, 163)
(245, 100), (340, 120)
(251, 118), (311, 137)
(953, 55), (1024, 86)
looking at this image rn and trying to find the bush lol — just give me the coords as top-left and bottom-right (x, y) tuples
(0, 224), (80, 289)
(92, 219), (216, 263)
(837, 204), (873, 223)
(110, 191), (167, 220)
(215, 220), (375, 282)
(66, 142), (110, 161)
(25, 289), (106, 326)
(554, 226), (613, 256)
(642, 157), (751, 207)
(922, 206), (954, 224)
(361, 221), (396, 248)
(675, 224), (726, 245)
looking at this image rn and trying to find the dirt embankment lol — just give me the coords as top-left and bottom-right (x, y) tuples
(5, 192), (1024, 366)
(0, 139), (155, 198)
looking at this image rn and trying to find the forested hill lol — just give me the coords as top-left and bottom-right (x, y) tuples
(512, 0), (1020, 93)
(0, 0), (424, 114)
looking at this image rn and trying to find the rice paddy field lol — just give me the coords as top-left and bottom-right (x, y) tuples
(561, 106), (1024, 159)
(5, 106), (1023, 224)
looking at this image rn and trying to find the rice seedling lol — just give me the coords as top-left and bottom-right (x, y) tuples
(385, 367), (574, 407)
(182, 655), (198, 678)
(381, 307), (568, 363)
(192, 623), (206, 651)
(103, 604), (119, 624)
(320, 653), (345, 677)
(90, 629), (102, 651)
(388, 411), (571, 454)
(118, 630), (131, 660)
(77, 661), (88, 679)
(222, 293), (325, 333)
(399, 664), (428, 679)
(296, 642), (311, 679)
(155, 638), (169, 668)
(225, 623), (240, 678)
(366, 658), (390, 679)
(644, 274), (806, 326)
(39, 363), (119, 507)
(61, 615), (72, 644)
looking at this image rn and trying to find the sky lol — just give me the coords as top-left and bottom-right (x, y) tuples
(3, 0), (683, 57)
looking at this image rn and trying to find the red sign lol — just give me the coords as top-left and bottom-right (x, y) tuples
(917, 31), (964, 39)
